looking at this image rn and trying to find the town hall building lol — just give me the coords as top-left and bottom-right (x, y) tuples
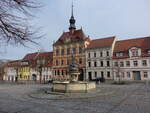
(52, 6), (90, 81)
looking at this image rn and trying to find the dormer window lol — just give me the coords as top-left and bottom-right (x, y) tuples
(129, 47), (141, 57)
(147, 49), (150, 54)
(21, 61), (29, 66)
(116, 52), (124, 57)
(132, 50), (138, 57)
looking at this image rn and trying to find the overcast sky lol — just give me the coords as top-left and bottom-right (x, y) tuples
(1, 0), (150, 60)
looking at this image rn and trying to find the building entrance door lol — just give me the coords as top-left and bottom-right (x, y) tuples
(133, 71), (141, 80)
(32, 74), (37, 81)
(88, 72), (92, 81)
(79, 69), (84, 81)
(15, 76), (18, 82)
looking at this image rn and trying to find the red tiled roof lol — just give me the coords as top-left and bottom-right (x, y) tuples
(36, 52), (52, 59)
(87, 36), (115, 49)
(23, 52), (39, 61)
(113, 55), (129, 59)
(114, 37), (150, 52)
(7, 60), (20, 67)
(31, 52), (53, 67)
(113, 37), (150, 59)
(22, 52), (53, 67)
(54, 29), (90, 45)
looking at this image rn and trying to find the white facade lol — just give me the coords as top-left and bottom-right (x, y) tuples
(4, 67), (17, 82)
(41, 67), (53, 82)
(4, 66), (53, 82)
(113, 47), (150, 81)
(86, 48), (114, 80)
(30, 67), (53, 82)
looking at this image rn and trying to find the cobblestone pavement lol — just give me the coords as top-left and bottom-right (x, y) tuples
(0, 83), (150, 113)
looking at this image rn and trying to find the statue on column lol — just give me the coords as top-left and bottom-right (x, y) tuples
(69, 51), (80, 82)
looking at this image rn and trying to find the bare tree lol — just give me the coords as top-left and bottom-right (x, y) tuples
(0, 0), (42, 46)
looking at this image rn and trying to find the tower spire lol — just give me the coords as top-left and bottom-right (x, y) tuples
(69, 1), (76, 31)
(71, 1), (74, 17)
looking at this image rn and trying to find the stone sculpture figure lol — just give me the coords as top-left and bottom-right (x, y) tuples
(69, 53), (80, 82)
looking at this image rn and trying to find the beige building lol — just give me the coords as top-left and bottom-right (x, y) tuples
(113, 37), (150, 81)
(22, 52), (53, 83)
(85, 37), (116, 80)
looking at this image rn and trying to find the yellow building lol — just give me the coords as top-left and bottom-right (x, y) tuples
(18, 52), (53, 82)
(18, 61), (31, 81)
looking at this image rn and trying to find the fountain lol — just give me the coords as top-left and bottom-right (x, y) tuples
(52, 54), (96, 93)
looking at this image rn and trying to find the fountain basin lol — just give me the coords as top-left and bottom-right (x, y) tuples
(52, 81), (96, 93)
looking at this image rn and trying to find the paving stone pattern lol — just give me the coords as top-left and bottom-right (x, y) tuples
(0, 83), (150, 113)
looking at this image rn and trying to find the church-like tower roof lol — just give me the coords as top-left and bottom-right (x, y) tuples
(69, 2), (76, 31)
(53, 2), (90, 46)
